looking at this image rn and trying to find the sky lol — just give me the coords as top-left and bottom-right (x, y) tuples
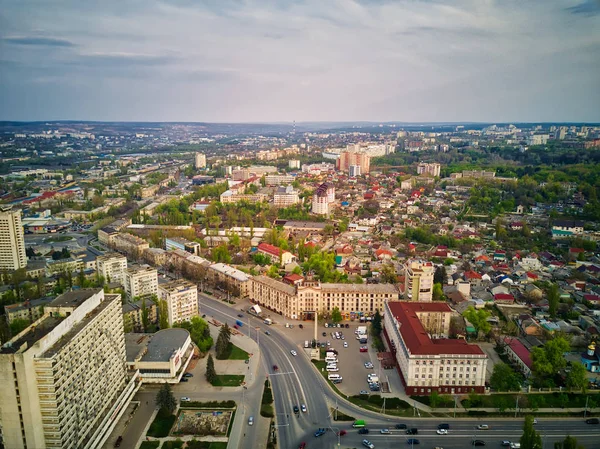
(0, 0), (599, 123)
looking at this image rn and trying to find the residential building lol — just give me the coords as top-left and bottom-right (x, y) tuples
(551, 220), (585, 239)
(349, 165), (361, 177)
(139, 184), (160, 199)
(46, 257), (84, 275)
(302, 162), (334, 174)
(96, 253), (128, 285)
(158, 279), (198, 326)
(207, 263), (252, 298)
(219, 190), (268, 204)
(273, 185), (300, 207)
(165, 237), (201, 255)
(0, 206), (27, 271)
(337, 151), (371, 173)
(311, 182), (334, 215)
(0, 289), (138, 449)
(122, 298), (158, 332)
(265, 174), (295, 186)
(289, 160), (301, 169)
(417, 162), (441, 177)
(4, 297), (54, 325)
(98, 226), (119, 246)
(384, 301), (488, 395)
(503, 337), (532, 378)
(404, 260), (434, 302)
(195, 152), (206, 169)
(124, 265), (158, 300)
(257, 242), (296, 265)
(111, 233), (150, 259)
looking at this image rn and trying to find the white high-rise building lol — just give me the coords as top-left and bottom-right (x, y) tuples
(195, 153), (207, 169)
(0, 206), (27, 271)
(158, 279), (198, 326)
(96, 252), (128, 285)
(349, 165), (361, 177)
(404, 260), (434, 302)
(124, 265), (158, 300)
(0, 289), (137, 449)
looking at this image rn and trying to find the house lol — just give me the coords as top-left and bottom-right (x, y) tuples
(257, 242), (296, 265)
(464, 271), (483, 287)
(552, 220), (584, 239)
(520, 316), (543, 336)
(494, 293), (515, 304)
(524, 283), (544, 300)
(504, 338), (532, 378)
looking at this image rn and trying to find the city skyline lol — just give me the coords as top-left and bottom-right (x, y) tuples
(1, 0), (599, 123)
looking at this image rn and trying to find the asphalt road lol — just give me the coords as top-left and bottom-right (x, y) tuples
(199, 294), (599, 449)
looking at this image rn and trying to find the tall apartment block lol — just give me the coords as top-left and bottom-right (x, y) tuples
(417, 162), (441, 177)
(195, 153), (206, 169)
(158, 279), (198, 326)
(0, 289), (138, 449)
(337, 151), (371, 173)
(0, 206), (27, 271)
(124, 265), (158, 300)
(404, 259), (434, 302)
(96, 252), (128, 286)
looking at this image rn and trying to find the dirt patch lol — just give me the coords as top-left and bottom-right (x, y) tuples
(171, 410), (233, 436)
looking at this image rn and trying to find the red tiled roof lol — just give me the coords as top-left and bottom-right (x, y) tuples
(283, 273), (303, 282)
(584, 294), (600, 302)
(258, 242), (283, 257)
(464, 271), (482, 280)
(494, 293), (515, 302)
(387, 302), (484, 356)
(504, 338), (532, 369)
(526, 272), (539, 279)
(569, 248), (585, 253)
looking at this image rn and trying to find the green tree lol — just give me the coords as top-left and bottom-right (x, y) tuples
(9, 318), (30, 336)
(158, 299), (170, 330)
(462, 306), (492, 335)
(434, 265), (447, 285)
(175, 317), (213, 353)
(371, 310), (382, 337)
(565, 362), (587, 392)
(547, 283), (560, 319)
(212, 245), (232, 263)
(123, 314), (134, 333)
(331, 307), (342, 324)
(520, 415), (542, 449)
(155, 383), (177, 414)
(380, 264), (398, 284)
(490, 362), (521, 391)
(531, 335), (570, 386)
(205, 354), (217, 384)
(266, 265), (280, 279)
(432, 283), (445, 301)
(429, 390), (440, 408)
(141, 297), (149, 332)
(554, 435), (584, 449)
(215, 323), (232, 359)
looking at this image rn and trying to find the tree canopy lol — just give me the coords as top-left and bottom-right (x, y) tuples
(520, 415), (542, 449)
(531, 335), (570, 387)
(462, 306), (492, 335)
(490, 362), (522, 392)
(155, 383), (177, 414)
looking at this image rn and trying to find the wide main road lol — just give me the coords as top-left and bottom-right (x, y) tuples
(199, 294), (598, 449)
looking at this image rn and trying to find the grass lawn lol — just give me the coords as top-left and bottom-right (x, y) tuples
(228, 343), (249, 360)
(462, 392), (600, 410)
(139, 442), (160, 449)
(44, 235), (72, 243)
(161, 440), (184, 449)
(187, 442), (228, 449)
(211, 374), (245, 387)
(147, 409), (177, 438)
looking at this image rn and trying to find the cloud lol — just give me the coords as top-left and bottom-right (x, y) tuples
(2, 36), (76, 47)
(566, 0), (600, 16)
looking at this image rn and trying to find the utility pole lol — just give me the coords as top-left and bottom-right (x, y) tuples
(515, 396), (519, 418)
(454, 395), (457, 418)
(584, 395), (589, 418)
(314, 310), (318, 343)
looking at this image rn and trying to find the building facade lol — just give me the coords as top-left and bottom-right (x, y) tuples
(4, 297), (54, 325)
(417, 162), (441, 177)
(337, 151), (371, 173)
(124, 266), (158, 300)
(207, 263), (252, 298)
(273, 185), (300, 207)
(404, 260), (434, 302)
(265, 174), (295, 186)
(257, 242), (296, 265)
(111, 233), (150, 259)
(96, 253), (128, 285)
(122, 298), (158, 332)
(0, 289), (136, 449)
(158, 279), (198, 326)
(349, 165), (361, 177)
(195, 153), (206, 169)
(383, 301), (487, 395)
(0, 206), (27, 271)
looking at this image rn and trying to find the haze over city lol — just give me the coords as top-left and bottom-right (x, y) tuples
(1, 0), (600, 123)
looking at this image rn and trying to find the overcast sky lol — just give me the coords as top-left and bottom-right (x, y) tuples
(1, 0), (599, 123)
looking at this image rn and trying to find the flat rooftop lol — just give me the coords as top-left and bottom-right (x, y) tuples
(126, 328), (190, 363)
(49, 288), (102, 309)
(1, 315), (65, 354)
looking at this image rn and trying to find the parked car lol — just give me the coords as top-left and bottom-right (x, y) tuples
(184, 373), (193, 377)
(237, 314), (244, 318)
(180, 377), (188, 382)
(343, 342), (348, 348)
(358, 428), (370, 434)
(180, 397), (191, 402)
(322, 332), (327, 337)
(359, 390), (369, 395)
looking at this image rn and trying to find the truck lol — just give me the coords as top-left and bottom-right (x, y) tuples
(235, 320), (244, 327)
(352, 420), (366, 428)
(264, 318), (273, 325)
(357, 326), (368, 336)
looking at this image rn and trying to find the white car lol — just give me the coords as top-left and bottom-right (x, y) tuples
(436, 428), (448, 435)
(290, 350), (297, 356)
(180, 397), (191, 402)
(344, 342), (348, 348)
(362, 440), (375, 449)
(364, 362), (374, 369)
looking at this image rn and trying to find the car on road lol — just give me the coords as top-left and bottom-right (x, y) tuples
(314, 428), (326, 437)
(298, 443), (306, 449)
(293, 405), (300, 414)
(406, 428), (418, 435)
(477, 424), (489, 430)
(533, 418), (538, 424)
(290, 350), (297, 356)
(362, 439), (375, 449)
(273, 365), (278, 371)
(472, 440), (486, 446)
(509, 444), (521, 449)
(237, 314), (244, 318)
(299, 324), (303, 329)
(501, 442), (511, 447)
(359, 390), (369, 395)
(184, 373), (193, 377)
(337, 430), (347, 436)
(301, 404), (307, 413)
(406, 439), (420, 445)
(380, 428), (391, 434)
(364, 362), (373, 369)
(343, 342), (348, 348)
(358, 428), (370, 434)
(248, 416), (254, 426)
(586, 418), (599, 424)
(395, 424), (407, 429)
(360, 346), (368, 352)
(114, 436), (123, 448)
(180, 397), (191, 402)
(438, 423), (449, 430)
(437, 429), (448, 435)
(265, 330), (271, 335)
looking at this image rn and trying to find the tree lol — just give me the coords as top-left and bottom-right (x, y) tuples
(155, 383), (177, 414)
(429, 390), (440, 408)
(434, 265), (447, 285)
(205, 354), (217, 384)
(547, 283), (560, 319)
(9, 318), (30, 336)
(266, 265), (280, 279)
(215, 323), (232, 359)
(554, 435), (584, 449)
(212, 245), (232, 263)
(371, 310), (382, 337)
(175, 317), (213, 353)
(158, 299), (170, 329)
(331, 307), (342, 324)
(490, 362), (521, 391)
(565, 362), (588, 392)
(141, 297), (149, 332)
(520, 415), (542, 449)
(531, 335), (570, 386)
(380, 264), (398, 284)
(462, 306), (492, 335)
(123, 314), (134, 333)
(432, 283), (445, 301)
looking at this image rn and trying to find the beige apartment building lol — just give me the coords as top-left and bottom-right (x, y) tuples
(124, 265), (158, 300)
(4, 297), (54, 325)
(96, 252), (128, 285)
(273, 185), (300, 207)
(207, 263), (252, 298)
(404, 259), (435, 302)
(0, 206), (27, 271)
(122, 298), (158, 332)
(251, 276), (399, 320)
(111, 233), (150, 259)
(158, 279), (198, 326)
(0, 289), (139, 449)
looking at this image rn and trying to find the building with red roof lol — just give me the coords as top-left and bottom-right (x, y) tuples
(257, 242), (296, 265)
(503, 337), (532, 377)
(384, 301), (488, 395)
(494, 293), (515, 303)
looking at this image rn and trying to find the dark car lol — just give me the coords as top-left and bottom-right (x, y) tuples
(265, 330), (271, 335)
(395, 424), (407, 429)
(238, 314), (244, 318)
(114, 436), (123, 448)
(438, 423), (450, 430)
(358, 428), (370, 434)
(293, 405), (300, 414)
(406, 439), (420, 445)
(472, 440), (486, 446)
(184, 373), (193, 377)
(345, 323), (350, 328)
(314, 428), (326, 437)
(322, 332), (327, 337)
(273, 364), (279, 371)
(337, 430), (347, 436)
(586, 418), (599, 424)
(180, 377), (188, 382)
(298, 443), (306, 449)
(299, 324), (303, 329)
(406, 428), (418, 435)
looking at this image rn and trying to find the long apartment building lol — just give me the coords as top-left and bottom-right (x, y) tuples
(0, 206), (27, 271)
(96, 252), (128, 285)
(158, 279), (198, 326)
(252, 276), (399, 319)
(111, 233), (150, 259)
(124, 265), (158, 300)
(0, 289), (138, 449)
(384, 301), (487, 396)
(404, 259), (434, 302)
(207, 263), (252, 298)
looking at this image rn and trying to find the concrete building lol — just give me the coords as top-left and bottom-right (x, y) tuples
(384, 301), (487, 395)
(122, 298), (158, 332)
(265, 174), (295, 186)
(124, 265), (158, 300)
(289, 160), (301, 169)
(111, 233), (150, 259)
(4, 297), (55, 325)
(337, 151), (371, 173)
(96, 253), (128, 285)
(417, 162), (441, 177)
(98, 226), (119, 246)
(0, 289), (139, 449)
(207, 263), (252, 298)
(165, 236), (201, 255)
(311, 182), (334, 215)
(125, 329), (193, 383)
(46, 257), (84, 275)
(158, 279), (198, 326)
(0, 206), (27, 271)
(219, 190), (268, 204)
(273, 185), (300, 207)
(195, 153), (206, 169)
(349, 165), (361, 177)
(404, 260), (435, 302)
(257, 242), (296, 265)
